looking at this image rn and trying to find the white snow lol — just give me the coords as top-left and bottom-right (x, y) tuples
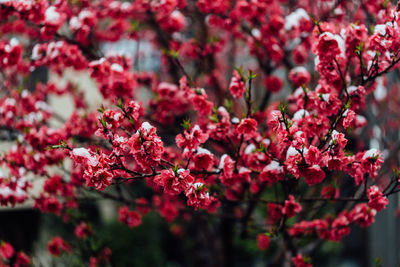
(239, 167), (250, 174)
(321, 93), (330, 102)
(115, 136), (126, 143)
(262, 139), (270, 147)
(347, 86), (357, 94)
(244, 144), (256, 155)
(363, 148), (379, 159)
(356, 115), (366, 125)
(69, 17), (81, 30)
(265, 161), (283, 172)
(35, 101), (52, 112)
(192, 125), (201, 132)
(293, 109), (309, 120)
(140, 122), (153, 133)
(72, 147), (91, 158)
(314, 56), (320, 68)
(9, 38), (19, 47)
(121, 2), (132, 10)
(90, 58), (106, 66)
(293, 87), (304, 97)
(329, 130), (340, 145)
(14, 187), (27, 198)
(196, 147), (212, 155)
(21, 90), (29, 98)
(0, 187), (12, 197)
(251, 28), (261, 39)
(231, 117), (240, 124)
(113, 111), (123, 121)
(31, 44), (41, 60)
(292, 66), (308, 73)
(45, 6), (60, 22)
(177, 168), (186, 175)
(111, 63), (124, 72)
(4, 98), (16, 106)
(286, 146), (298, 158)
(374, 77), (387, 101)
(285, 8), (310, 31)
(320, 32), (345, 57)
(374, 24), (386, 35)
(218, 106), (228, 114)
(79, 10), (92, 20)
(219, 154), (229, 169)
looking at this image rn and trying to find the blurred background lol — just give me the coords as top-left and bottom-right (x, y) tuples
(1, 37), (399, 267)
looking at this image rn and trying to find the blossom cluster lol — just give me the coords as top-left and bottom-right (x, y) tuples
(0, 0), (400, 266)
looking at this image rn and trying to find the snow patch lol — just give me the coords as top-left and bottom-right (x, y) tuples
(244, 144), (256, 155)
(196, 147), (212, 155)
(374, 77), (387, 101)
(363, 148), (379, 159)
(293, 109), (309, 120)
(140, 122), (153, 133)
(265, 161), (283, 172)
(285, 8), (309, 31)
(45, 6), (60, 22)
(111, 63), (124, 72)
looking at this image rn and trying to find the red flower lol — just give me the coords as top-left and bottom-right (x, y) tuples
(229, 70), (245, 99)
(0, 242), (14, 260)
(264, 75), (283, 93)
(256, 234), (270, 251)
(259, 161), (284, 184)
(74, 222), (93, 239)
(367, 186), (388, 211)
(184, 182), (213, 210)
(175, 124), (209, 152)
(349, 203), (376, 228)
(127, 122), (164, 169)
(302, 165), (326, 185)
(118, 206), (142, 228)
(292, 253), (313, 267)
(34, 195), (62, 215)
(267, 203), (283, 224)
(192, 148), (214, 170)
(154, 169), (194, 195)
(47, 237), (70, 257)
(237, 118), (258, 141)
(282, 195), (302, 218)
(16, 251), (30, 266)
(191, 94), (213, 116)
(101, 109), (124, 130)
(288, 67), (311, 87)
(43, 174), (63, 195)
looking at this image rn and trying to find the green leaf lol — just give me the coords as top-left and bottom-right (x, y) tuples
(234, 66), (245, 81)
(195, 88), (204, 95)
(224, 99), (234, 113)
(46, 141), (70, 151)
(99, 118), (107, 129)
(116, 98), (124, 109)
(278, 102), (289, 115)
(383, 0), (390, 8)
(356, 41), (364, 53)
(209, 114), (219, 123)
(130, 20), (140, 31)
(374, 257), (382, 267)
(247, 70), (257, 80)
(168, 49), (179, 59)
(181, 119), (191, 130)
